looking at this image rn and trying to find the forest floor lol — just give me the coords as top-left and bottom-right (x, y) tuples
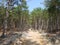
(0, 29), (60, 45)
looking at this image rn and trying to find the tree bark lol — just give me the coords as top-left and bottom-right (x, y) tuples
(1, 10), (8, 37)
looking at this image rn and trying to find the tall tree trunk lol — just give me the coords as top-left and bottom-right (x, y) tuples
(1, 10), (8, 37)
(1, 0), (9, 37)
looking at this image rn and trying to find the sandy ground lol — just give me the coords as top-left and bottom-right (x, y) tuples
(0, 29), (60, 45)
(20, 29), (60, 45)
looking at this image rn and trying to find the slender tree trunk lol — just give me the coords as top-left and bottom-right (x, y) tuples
(37, 18), (39, 30)
(1, 10), (8, 37)
(1, 0), (9, 37)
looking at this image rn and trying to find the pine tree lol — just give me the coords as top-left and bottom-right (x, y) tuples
(45, 0), (60, 33)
